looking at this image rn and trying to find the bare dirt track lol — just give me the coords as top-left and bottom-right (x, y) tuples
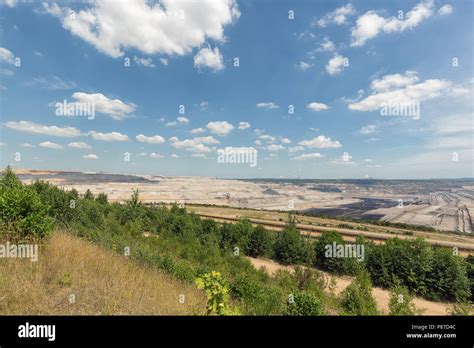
(247, 257), (452, 315)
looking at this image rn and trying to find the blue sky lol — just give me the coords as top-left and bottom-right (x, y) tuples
(0, 0), (472, 179)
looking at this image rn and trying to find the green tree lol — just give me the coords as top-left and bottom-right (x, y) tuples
(95, 193), (108, 204)
(247, 224), (271, 257)
(274, 216), (308, 265)
(0, 166), (21, 190)
(220, 219), (253, 253)
(428, 247), (471, 301)
(313, 231), (354, 274)
(366, 237), (433, 297)
(83, 189), (94, 200)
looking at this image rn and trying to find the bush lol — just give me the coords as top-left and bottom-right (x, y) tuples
(448, 302), (472, 316)
(366, 237), (433, 297)
(340, 269), (378, 315)
(293, 266), (326, 296)
(427, 247), (470, 301)
(0, 168), (53, 241)
(274, 217), (308, 265)
(466, 255), (474, 302)
(195, 271), (239, 315)
(220, 219), (253, 253)
(230, 274), (285, 315)
(365, 237), (470, 301)
(313, 231), (357, 274)
(388, 282), (417, 315)
(31, 180), (78, 225)
(247, 225), (271, 257)
(285, 291), (325, 316)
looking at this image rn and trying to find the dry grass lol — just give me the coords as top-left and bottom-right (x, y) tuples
(0, 232), (206, 315)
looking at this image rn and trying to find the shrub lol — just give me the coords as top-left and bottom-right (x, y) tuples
(388, 282), (417, 315)
(427, 247), (470, 301)
(83, 189), (94, 200)
(340, 269), (378, 315)
(366, 237), (433, 297)
(95, 193), (108, 205)
(313, 231), (353, 274)
(195, 271), (239, 315)
(274, 217), (308, 265)
(293, 266), (326, 296)
(448, 301), (472, 316)
(230, 274), (285, 315)
(285, 291), (325, 316)
(247, 224), (271, 257)
(0, 169), (53, 241)
(222, 219), (254, 253)
(466, 255), (474, 302)
(31, 180), (78, 225)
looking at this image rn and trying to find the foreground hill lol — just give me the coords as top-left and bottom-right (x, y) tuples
(0, 232), (206, 315)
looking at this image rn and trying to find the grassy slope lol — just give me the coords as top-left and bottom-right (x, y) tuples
(0, 232), (206, 315)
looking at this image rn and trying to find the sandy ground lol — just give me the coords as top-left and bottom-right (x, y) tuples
(378, 191), (474, 233)
(247, 257), (452, 315)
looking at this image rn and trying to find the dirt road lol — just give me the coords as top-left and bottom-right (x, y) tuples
(247, 257), (452, 315)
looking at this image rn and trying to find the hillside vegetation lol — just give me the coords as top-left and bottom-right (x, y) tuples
(0, 232), (206, 315)
(0, 167), (472, 315)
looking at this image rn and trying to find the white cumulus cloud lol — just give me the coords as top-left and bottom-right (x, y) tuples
(299, 135), (342, 149)
(307, 102), (329, 111)
(150, 152), (164, 158)
(292, 153), (324, 160)
(43, 0), (240, 58)
(438, 4), (453, 16)
(257, 102), (279, 109)
(88, 131), (129, 142)
(83, 154), (99, 159)
(314, 4), (356, 27)
(238, 121), (251, 130)
(206, 121), (234, 136)
(194, 46), (224, 71)
(191, 127), (205, 134)
(71, 92), (135, 120)
(349, 78), (451, 111)
(4, 121), (82, 137)
(133, 56), (155, 68)
(0, 47), (15, 64)
(68, 142), (92, 149)
(326, 54), (347, 75)
(370, 70), (419, 92)
(351, 0), (435, 47)
(39, 141), (64, 149)
(136, 134), (165, 144)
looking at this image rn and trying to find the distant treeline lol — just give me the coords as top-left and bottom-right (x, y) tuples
(1, 167), (472, 315)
